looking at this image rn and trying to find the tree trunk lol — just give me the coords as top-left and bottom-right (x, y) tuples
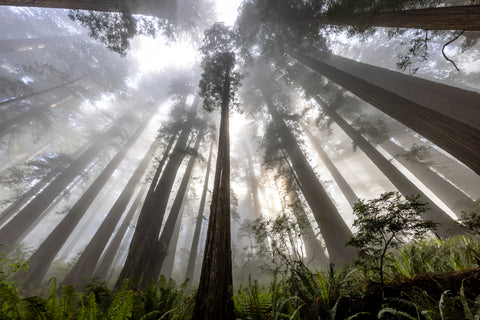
(94, 183), (148, 281)
(61, 134), (170, 288)
(264, 91), (356, 265)
(313, 95), (463, 237)
(17, 119), (149, 288)
(241, 140), (262, 218)
(116, 116), (194, 287)
(192, 68), (234, 320)
(381, 139), (475, 217)
(320, 5), (480, 31)
(0, 0), (177, 19)
(159, 202), (185, 280)
(0, 36), (71, 53)
(144, 132), (203, 286)
(0, 75), (87, 108)
(302, 123), (359, 207)
(185, 139), (213, 283)
(0, 111), (141, 245)
(288, 49), (480, 175)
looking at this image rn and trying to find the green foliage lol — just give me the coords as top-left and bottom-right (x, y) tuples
(347, 192), (436, 285)
(459, 201), (480, 236)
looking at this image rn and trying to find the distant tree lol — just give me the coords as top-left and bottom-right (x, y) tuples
(192, 23), (241, 320)
(458, 200), (480, 236)
(346, 192), (437, 285)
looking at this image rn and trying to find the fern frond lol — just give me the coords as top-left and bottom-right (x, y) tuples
(378, 307), (417, 320)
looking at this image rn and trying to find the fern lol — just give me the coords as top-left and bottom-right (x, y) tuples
(59, 285), (79, 319)
(378, 307), (417, 319)
(107, 287), (135, 320)
(79, 292), (97, 320)
(45, 278), (59, 319)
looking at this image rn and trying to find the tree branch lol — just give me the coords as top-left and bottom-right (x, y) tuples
(442, 30), (465, 72)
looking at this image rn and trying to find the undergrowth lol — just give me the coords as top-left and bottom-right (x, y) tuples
(0, 235), (479, 319)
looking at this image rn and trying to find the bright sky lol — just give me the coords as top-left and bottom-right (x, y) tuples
(215, 0), (243, 26)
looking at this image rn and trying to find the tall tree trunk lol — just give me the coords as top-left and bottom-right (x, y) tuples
(185, 139), (213, 283)
(144, 132), (203, 286)
(264, 91), (355, 265)
(242, 140), (262, 218)
(282, 156), (329, 268)
(319, 5), (480, 31)
(62, 134), (172, 288)
(192, 68), (234, 320)
(0, 75), (87, 108)
(116, 115), (194, 287)
(380, 139), (475, 217)
(94, 183), (148, 281)
(288, 50), (480, 175)
(302, 123), (359, 207)
(0, 111), (141, 245)
(0, 0), (177, 19)
(0, 35), (71, 53)
(17, 119), (149, 288)
(159, 202), (186, 280)
(313, 95), (463, 237)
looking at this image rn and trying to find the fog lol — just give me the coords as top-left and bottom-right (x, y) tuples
(0, 1), (479, 297)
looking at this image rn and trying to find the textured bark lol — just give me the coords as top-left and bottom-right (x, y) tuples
(288, 50), (480, 175)
(144, 133), (203, 286)
(94, 183), (148, 281)
(0, 75), (87, 108)
(192, 68), (234, 320)
(116, 116), (194, 287)
(302, 124), (359, 207)
(0, 36), (70, 53)
(17, 119), (148, 288)
(381, 139), (475, 217)
(0, 0), (177, 19)
(0, 111), (139, 245)
(62, 135), (166, 288)
(185, 139), (213, 283)
(318, 5), (480, 31)
(264, 92), (355, 265)
(314, 96), (463, 237)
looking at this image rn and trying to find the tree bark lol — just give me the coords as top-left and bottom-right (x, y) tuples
(192, 67), (234, 320)
(263, 92), (355, 265)
(288, 49), (480, 175)
(185, 139), (213, 283)
(159, 201), (185, 279)
(144, 132), (203, 286)
(0, 75), (87, 108)
(0, 111), (140, 245)
(116, 115), (194, 287)
(381, 139), (475, 217)
(320, 5), (480, 31)
(61, 134), (168, 288)
(17, 119), (149, 288)
(313, 95), (463, 237)
(94, 183), (148, 281)
(302, 123), (359, 207)
(0, 0), (177, 19)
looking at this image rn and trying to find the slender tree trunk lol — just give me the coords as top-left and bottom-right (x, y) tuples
(144, 132), (203, 286)
(381, 139), (475, 217)
(62, 134), (170, 288)
(288, 49), (480, 175)
(241, 140), (262, 218)
(159, 202), (186, 279)
(263, 91), (355, 265)
(0, 36), (71, 53)
(0, 75), (87, 108)
(192, 68), (234, 320)
(282, 156), (329, 268)
(0, 0), (177, 19)
(302, 123), (359, 207)
(94, 183), (148, 281)
(0, 111), (140, 245)
(116, 115), (194, 287)
(185, 139), (213, 283)
(17, 119), (149, 288)
(319, 5), (480, 31)
(313, 95), (463, 237)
